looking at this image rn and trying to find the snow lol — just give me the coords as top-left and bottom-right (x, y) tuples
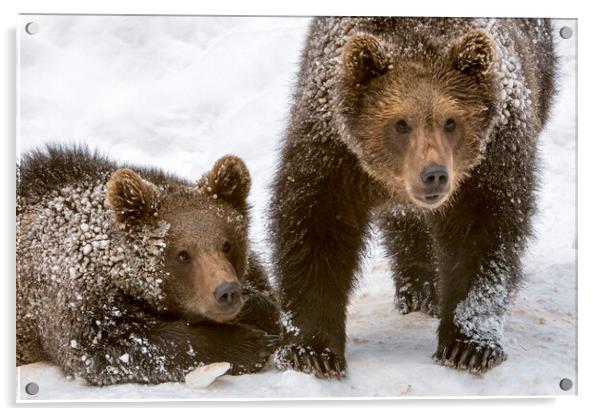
(16, 15), (576, 400)
(185, 362), (231, 389)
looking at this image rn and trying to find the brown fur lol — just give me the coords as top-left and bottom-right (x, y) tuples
(170, 250), (243, 323)
(199, 155), (252, 213)
(17, 146), (280, 385)
(339, 30), (496, 208)
(271, 17), (557, 378)
(107, 168), (161, 224)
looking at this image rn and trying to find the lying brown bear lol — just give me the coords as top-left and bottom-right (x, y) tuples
(16, 145), (280, 386)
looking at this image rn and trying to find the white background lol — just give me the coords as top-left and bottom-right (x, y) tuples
(2, 0), (600, 414)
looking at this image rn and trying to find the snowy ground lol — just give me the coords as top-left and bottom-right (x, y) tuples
(16, 16), (577, 400)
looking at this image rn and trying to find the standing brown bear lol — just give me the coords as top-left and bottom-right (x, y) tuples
(271, 17), (556, 378)
(17, 145), (280, 386)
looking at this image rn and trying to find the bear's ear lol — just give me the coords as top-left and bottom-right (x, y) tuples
(199, 156), (251, 212)
(341, 33), (391, 85)
(107, 168), (160, 224)
(449, 30), (495, 78)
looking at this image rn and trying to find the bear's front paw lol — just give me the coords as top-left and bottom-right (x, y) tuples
(433, 339), (507, 374)
(395, 280), (439, 317)
(274, 344), (346, 380)
(226, 326), (281, 375)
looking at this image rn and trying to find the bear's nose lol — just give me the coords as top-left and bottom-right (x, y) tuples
(213, 282), (242, 308)
(420, 164), (449, 191)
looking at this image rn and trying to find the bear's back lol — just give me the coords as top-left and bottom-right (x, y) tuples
(18, 145), (115, 209)
(18, 145), (186, 209)
(16, 146), (179, 364)
(17, 147), (117, 342)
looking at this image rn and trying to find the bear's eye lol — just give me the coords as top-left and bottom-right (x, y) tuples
(222, 241), (231, 254)
(177, 250), (191, 263)
(444, 118), (456, 133)
(395, 119), (412, 135)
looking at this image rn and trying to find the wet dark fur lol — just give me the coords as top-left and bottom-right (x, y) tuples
(270, 17), (557, 378)
(17, 145), (281, 385)
(18, 144), (185, 208)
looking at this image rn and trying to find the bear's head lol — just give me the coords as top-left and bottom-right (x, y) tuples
(106, 156), (252, 323)
(336, 30), (497, 209)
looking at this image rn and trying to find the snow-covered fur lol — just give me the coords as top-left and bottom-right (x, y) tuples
(17, 145), (280, 386)
(270, 17), (556, 378)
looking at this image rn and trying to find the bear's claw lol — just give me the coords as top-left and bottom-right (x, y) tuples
(264, 334), (282, 350)
(275, 344), (346, 380)
(227, 327), (281, 375)
(433, 340), (506, 374)
(395, 281), (439, 317)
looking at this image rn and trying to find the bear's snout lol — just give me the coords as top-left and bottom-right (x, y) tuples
(407, 163), (452, 208)
(213, 282), (242, 310)
(418, 164), (450, 203)
(420, 164), (448, 190)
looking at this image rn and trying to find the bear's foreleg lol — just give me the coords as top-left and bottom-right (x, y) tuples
(271, 140), (376, 379)
(430, 180), (527, 374)
(64, 317), (278, 386)
(379, 206), (439, 317)
(234, 252), (281, 335)
(236, 287), (281, 336)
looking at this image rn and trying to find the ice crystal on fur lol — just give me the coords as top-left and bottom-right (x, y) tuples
(270, 17), (556, 377)
(17, 146), (280, 385)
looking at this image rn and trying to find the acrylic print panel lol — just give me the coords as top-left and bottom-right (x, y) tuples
(16, 15), (577, 400)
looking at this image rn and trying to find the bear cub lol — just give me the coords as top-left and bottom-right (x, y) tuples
(17, 145), (280, 386)
(271, 17), (556, 379)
